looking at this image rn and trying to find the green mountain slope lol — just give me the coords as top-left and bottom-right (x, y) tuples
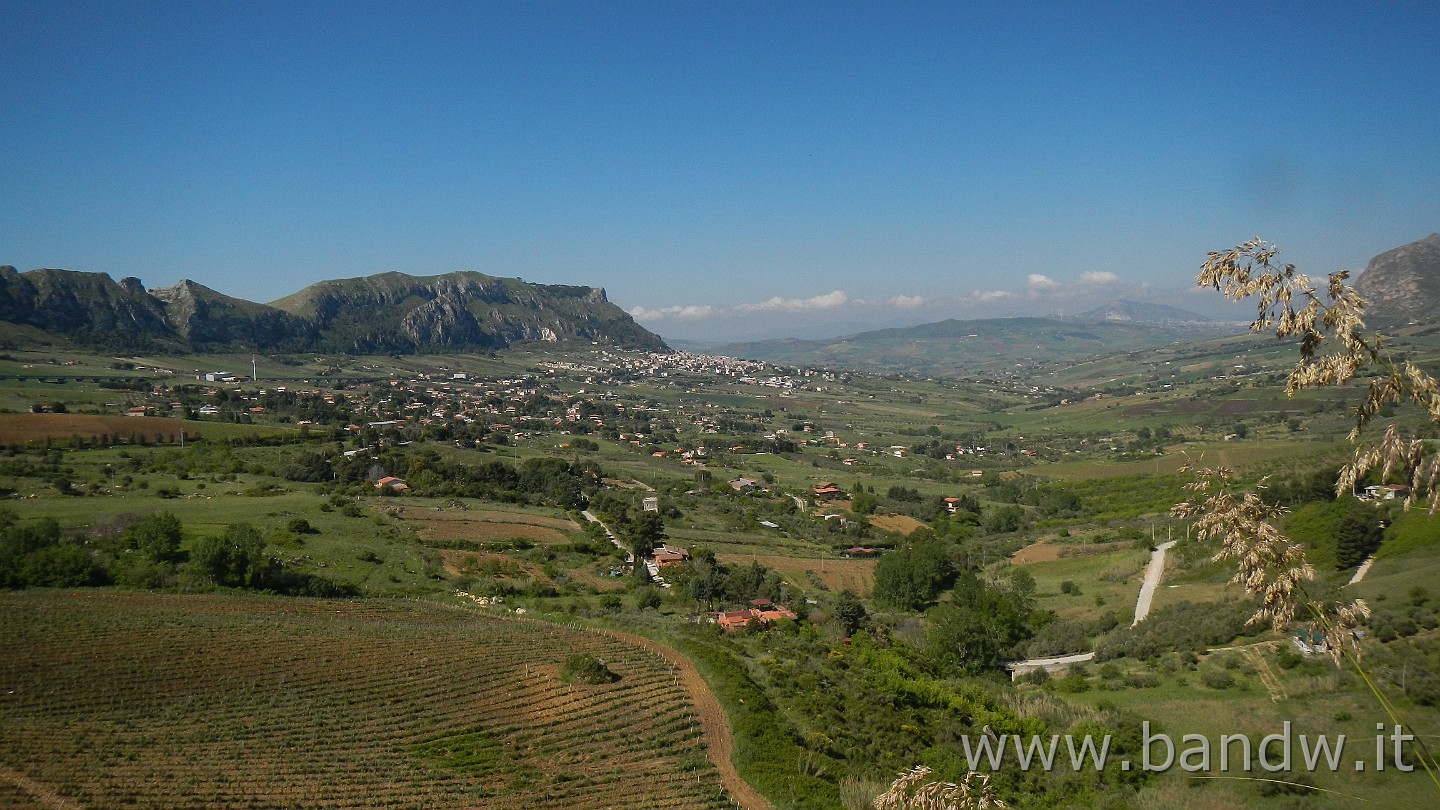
(270, 271), (666, 354)
(0, 266), (667, 354)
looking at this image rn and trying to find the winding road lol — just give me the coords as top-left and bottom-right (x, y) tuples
(581, 509), (631, 562)
(1008, 538), (1177, 677)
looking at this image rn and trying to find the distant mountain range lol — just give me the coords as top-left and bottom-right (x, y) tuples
(701, 313), (1237, 376)
(700, 233), (1440, 375)
(3, 232), (1433, 363)
(1071, 300), (1214, 324)
(0, 268), (668, 354)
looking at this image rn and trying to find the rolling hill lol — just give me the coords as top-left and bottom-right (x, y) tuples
(706, 315), (1241, 377)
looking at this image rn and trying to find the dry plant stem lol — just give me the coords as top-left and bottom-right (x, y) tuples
(873, 766), (1007, 810)
(1173, 464), (1440, 789)
(1189, 239), (1440, 791)
(1311, 598), (1440, 792)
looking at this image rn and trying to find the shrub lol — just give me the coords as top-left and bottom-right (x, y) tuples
(286, 518), (317, 534)
(1054, 673), (1092, 693)
(1200, 668), (1236, 689)
(1018, 667), (1050, 685)
(560, 654), (619, 685)
(1124, 671), (1159, 689)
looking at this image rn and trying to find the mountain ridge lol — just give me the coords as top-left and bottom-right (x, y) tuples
(0, 267), (668, 354)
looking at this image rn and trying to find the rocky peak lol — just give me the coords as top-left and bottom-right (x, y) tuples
(1353, 233), (1440, 326)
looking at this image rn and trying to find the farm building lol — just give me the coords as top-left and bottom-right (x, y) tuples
(650, 545), (690, 567)
(713, 603), (799, 632)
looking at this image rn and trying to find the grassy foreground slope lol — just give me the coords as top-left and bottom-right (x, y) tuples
(0, 591), (732, 810)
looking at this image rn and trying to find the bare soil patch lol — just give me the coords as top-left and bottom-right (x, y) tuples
(439, 550), (529, 578)
(869, 514), (927, 535)
(394, 506), (577, 545)
(1012, 542), (1062, 564)
(0, 413), (191, 444)
(1014, 540), (1136, 564)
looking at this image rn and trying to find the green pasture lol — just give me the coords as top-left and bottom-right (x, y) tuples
(1012, 543), (1151, 622)
(1061, 650), (1440, 809)
(6, 480), (435, 594)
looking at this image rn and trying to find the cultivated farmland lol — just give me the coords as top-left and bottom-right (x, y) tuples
(393, 503), (581, 546)
(0, 591), (734, 809)
(718, 553), (876, 594)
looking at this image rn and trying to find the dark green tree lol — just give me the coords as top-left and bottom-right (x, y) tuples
(922, 571), (1034, 675)
(628, 511), (666, 554)
(123, 512), (185, 563)
(687, 550), (725, 611)
(190, 524), (267, 587)
(831, 589), (867, 635)
(872, 540), (954, 611)
(1334, 499), (1385, 569)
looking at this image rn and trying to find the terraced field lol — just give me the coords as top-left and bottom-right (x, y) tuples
(0, 591), (733, 809)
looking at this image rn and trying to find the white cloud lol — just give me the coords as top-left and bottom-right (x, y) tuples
(736, 290), (850, 314)
(1026, 274), (1062, 296)
(888, 294), (926, 309)
(629, 304), (717, 322)
(1078, 270), (1121, 286)
(968, 289), (1018, 303)
(629, 290), (851, 321)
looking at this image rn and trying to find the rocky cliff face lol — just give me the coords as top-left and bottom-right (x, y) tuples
(0, 266), (176, 350)
(271, 271), (667, 353)
(0, 266), (668, 354)
(150, 279), (317, 351)
(1353, 234), (1440, 326)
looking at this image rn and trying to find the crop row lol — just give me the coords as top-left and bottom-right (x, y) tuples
(0, 591), (734, 809)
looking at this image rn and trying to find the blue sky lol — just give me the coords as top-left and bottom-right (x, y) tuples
(2, 2), (1438, 342)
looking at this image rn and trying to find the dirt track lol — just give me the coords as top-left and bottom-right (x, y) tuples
(596, 628), (775, 810)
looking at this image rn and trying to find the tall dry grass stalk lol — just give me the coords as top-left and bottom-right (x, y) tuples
(1181, 239), (1440, 790)
(872, 766), (1007, 810)
(1197, 238), (1440, 512)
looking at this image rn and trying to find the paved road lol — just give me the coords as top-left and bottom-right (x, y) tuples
(1007, 651), (1096, 678)
(1347, 554), (1376, 585)
(1132, 539), (1178, 626)
(1008, 538), (1176, 677)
